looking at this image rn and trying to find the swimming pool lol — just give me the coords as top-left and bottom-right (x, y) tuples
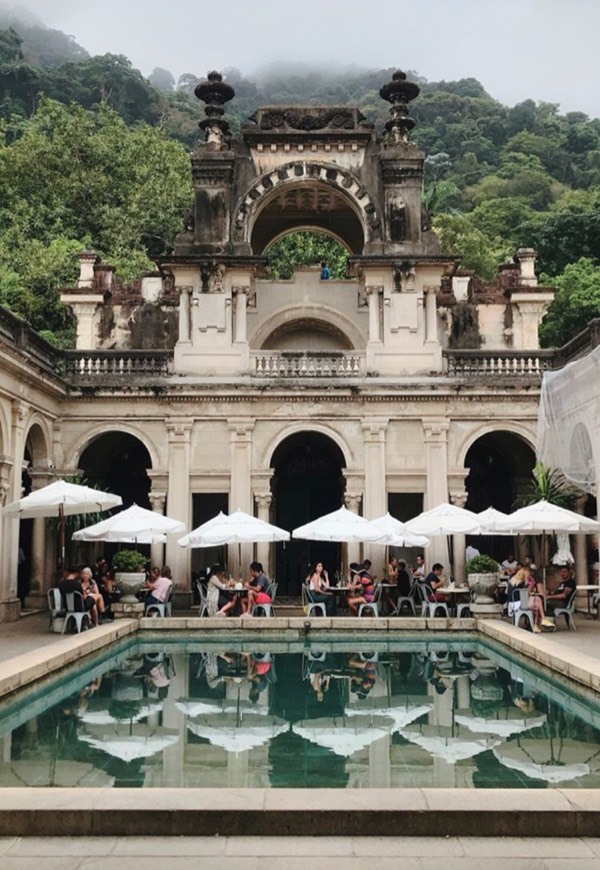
(2, 633), (600, 790)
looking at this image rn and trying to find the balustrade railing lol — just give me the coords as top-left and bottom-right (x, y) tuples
(64, 349), (173, 380)
(254, 351), (365, 377)
(444, 349), (555, 377)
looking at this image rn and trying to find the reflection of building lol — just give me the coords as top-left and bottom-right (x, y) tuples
(1, 70), (565, 618)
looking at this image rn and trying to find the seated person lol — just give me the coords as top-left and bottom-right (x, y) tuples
(546, 565), (576, 615)
(206, 565), (239, 616)
(80, 566), (107, 622)
(144, 565), (173, 610)
(412, 554), (426, 581)
(501, 553), (519, 577)
(420, 563), (447, 602)
(509, 566), (553, 632)
(244, 560), (272, 614)
(59, 565), (97, 624)
(347, 562), (376, 615)
(307, 561), (336, 616)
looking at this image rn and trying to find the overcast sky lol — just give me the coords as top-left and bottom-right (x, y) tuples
(6, 0), (597, 117)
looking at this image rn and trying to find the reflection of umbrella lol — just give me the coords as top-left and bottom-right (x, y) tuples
(493, 738), (600, 784)
(454, 711), (547, 739)
(406, 503), (482, 536)
(400, 724), (501, 763)
(176, 698), (269, 718)
(178, 509), (289, 548)
(292, 715), (391, 756)
(1, 478), (122, 565)
(73, 503), (184, 544)
(369, 513), (430, 548)
(187, 712), (288, 753)
(79, 730), (179, 762)
(346, 703), (433, 732)
(292, 507), (387, 543)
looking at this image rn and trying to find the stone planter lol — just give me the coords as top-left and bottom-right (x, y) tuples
(115, 571), (146, 604)
(468, 572), (502, 617)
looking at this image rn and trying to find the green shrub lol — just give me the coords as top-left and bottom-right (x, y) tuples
(465, 554), (500, 575)
(112, 549), (146, 572)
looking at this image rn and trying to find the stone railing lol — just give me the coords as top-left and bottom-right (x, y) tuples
(63, 350), (174, 381)
(253, 351), (365, 377)
(553, 318), (600, 368)
(444, 349), (555, 378)
(0, 304), (62, 377)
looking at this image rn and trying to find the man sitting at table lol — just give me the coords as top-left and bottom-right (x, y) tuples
(244, 561), (272, 615)
(545, 565), (576, 616)
(501, 553), (519, 577)
(420, 563), (447, 602)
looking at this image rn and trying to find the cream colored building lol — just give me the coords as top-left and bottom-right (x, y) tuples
(0, 71), (560, 620)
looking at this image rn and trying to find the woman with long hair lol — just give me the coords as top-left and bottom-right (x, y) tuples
(308, 561), (336, 616)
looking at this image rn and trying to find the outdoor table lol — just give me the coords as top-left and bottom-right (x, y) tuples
(573, 584), (600, 618)
(433, 585), (471, 613)
(328, 585), (351, 613)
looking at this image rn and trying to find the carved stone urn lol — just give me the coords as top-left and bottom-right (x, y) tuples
(115, 572), (146, 604)
(468, 573), (502, 617)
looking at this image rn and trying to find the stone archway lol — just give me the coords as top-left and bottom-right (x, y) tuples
(80, 431), (152, 508)
(464, 431), (536, 561)
(271, 432), (346, 595)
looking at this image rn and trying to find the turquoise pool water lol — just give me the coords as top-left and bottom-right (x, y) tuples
(1, 634), (600, 789)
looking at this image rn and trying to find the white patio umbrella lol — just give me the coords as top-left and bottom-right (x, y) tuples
(292, 506), (388, 544)
(405, 502), (483, 536)
(79, 701), (163, 726)
(292, 715), (391, 757)
(78, 727), (180, 762)
(187, 711), (288, 753)
(72, 503), (184, 544)
(178, 509), (290, 548)
(1, 478), (122, 565)
(346, 702), (433, 733)
(369, 513), (430, 549)
(399, 724), (502, 764)
(475, 507), (514, 535)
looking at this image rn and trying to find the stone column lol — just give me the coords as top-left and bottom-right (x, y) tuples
(0, 464), (13, 619)
(423, 418), (450, 569)
(362, 420), (388, 579)
(165, 420), (193, 601)
(575, 497), (589, 589)
(178, 286), (192, 344)
(233, 286), (249, 343)
(424, 286), (438, 344)
(0, 401), (29, 621)
(344, 492), (362, 576)
(450, 490), (467, 583)
(366, 286), (382, 343)
(229, 420), (255, 577)
(149, 491), (167, 569)
(255, 493), (272, 576)
(25, 470), (54, 606)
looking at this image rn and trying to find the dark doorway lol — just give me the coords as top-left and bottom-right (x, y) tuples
(272, 433), (345, 595)
(80, 432), (152, 509)
(464, 432), (535, 561)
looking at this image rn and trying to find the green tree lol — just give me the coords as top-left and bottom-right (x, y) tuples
(267, 232), (349, 280)
(433, 213), (511, 280)
(538, 257), (600, 348)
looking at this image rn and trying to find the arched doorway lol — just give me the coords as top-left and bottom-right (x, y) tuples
(464, 431), (535, 561)
(271, 432), (346, 595)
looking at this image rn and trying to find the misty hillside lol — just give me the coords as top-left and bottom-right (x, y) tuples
(0, 7), (600, 349)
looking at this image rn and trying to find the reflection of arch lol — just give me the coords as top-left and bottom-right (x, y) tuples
(464, 430), (536, 516)
(69, 424), (160, 471)
(79, 430), (153, 509)
(262, 422), (354, 471)
(569, 421), (595, 489)
(251, 304), (364, 352)
(233, 163), (381, 255)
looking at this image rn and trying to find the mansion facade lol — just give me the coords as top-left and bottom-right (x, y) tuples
(1, 70), (586, 620)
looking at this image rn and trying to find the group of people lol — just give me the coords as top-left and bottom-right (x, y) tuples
(205, 561), (273, 617)
(56, 559), (174, 625)
(508, 563), (576, 632)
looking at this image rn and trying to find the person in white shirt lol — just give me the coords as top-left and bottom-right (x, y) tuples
(501, 554), (519, 576)
(465, 544), (480, 562)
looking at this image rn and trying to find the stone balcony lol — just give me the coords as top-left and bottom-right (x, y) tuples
(253, 351), (365, 378)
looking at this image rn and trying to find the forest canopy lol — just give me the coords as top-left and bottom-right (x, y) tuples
(0, 12), (599, 347)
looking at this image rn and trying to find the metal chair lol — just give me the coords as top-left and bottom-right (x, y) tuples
(513, 588), (535, 632)
(456, 591), (474, 618)
(551, 589), (577, 631)
(144, 584), (173, 617)
(62, 590), (92, 634)
(358, 583), (382, 617)
(252, 581), (278, 617)
(302, 584), (326, 617)
(415, 582), (449, 618)
(391, 583), (417, 617)
(47, 587), (65, 633)
(196, 579), (209, 617)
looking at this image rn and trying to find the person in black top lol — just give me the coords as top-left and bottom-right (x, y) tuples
(546, 565), (576, 614)
(397, 560), (412, 597)
(421, 563), (446, 602)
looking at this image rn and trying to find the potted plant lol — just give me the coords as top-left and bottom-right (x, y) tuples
(113, 549), (147, 603)
(465, 554), (501, 609)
